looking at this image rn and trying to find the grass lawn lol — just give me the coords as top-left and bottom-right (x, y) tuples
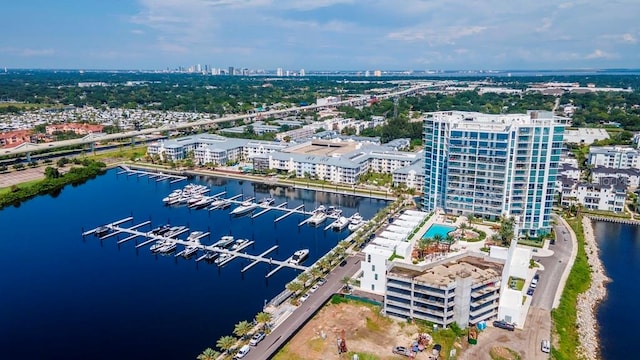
(551, 216), (591, 360)
(0, 179), (42, 196)
(85, 145), (147, 161)
(0, 102), (55, 110)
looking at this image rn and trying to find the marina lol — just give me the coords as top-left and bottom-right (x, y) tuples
(83, 217), (310, 277)
(117, 164), (188, 184)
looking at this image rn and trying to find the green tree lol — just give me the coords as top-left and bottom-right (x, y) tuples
(216, 335), (236, 354)
(44, 166), (61, 179)
(297, 272), (311, 287)
(196, 348), (220, 360)
(233, 320), (253, 339)
(286, 281), (304, 294)
(445, 234), (455, 252)
(341, 276), (352, 292)
(498, 216), (516, 246)
(255, 311), (272, 331)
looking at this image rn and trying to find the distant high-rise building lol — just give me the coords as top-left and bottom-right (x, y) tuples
(373, 70), (382, 77)
(365, 70), (370, 77)
(422, 111), (565, 236)
(276, 67), (283, 77)
(196, 64), (202, 72)
(228, 66), (235, 76)
(300, 69), (305, 76)
(285, 70), (290, 77)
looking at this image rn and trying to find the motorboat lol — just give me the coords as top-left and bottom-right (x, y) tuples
(348, 213), (364, 231)
(212, 235), (235, 248)
(179, 245), (199, 258)
(150, 240), (166, 252)
(214, 253), (232, 265)
(150, 224), (171, 235)
(187, 194), (205, 207)
(203, 251), (218, 262)
(327, 206), (343, 217)
(258, 197), (275, 207)
(289, 249), (309, 265)
(190, 196), (214, 208)
(230, 200), (258, 215)
(209, 198), (229, 210)
(157, 242), (177, 254)
(165, 226), (187, 238)
(95, 226), (110, 237)
(308, 205), (327, 226)
(162, 190), (182, 204)
(230, 239), (250, 251)
(186, 231), (205, 241)
(332, 216), (350, 230)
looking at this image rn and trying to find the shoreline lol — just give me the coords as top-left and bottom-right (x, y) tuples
(577, 217), (611, 360)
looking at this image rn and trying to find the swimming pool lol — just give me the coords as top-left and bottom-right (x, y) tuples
(423, 224), (456, 239)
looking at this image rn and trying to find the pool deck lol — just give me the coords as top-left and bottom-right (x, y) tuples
(407, 210), (498, 264)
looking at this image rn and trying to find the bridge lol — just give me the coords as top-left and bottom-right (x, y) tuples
(2, 83), (432, 158)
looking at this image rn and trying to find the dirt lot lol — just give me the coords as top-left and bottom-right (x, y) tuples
(273, 299), (469, 360)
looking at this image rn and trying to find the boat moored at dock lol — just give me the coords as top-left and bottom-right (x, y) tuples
(332, 216), (350, 230)
(230, 200), (258, 215)
(308, 205), (327, 226)
(212, 235), (235, 248)
(289, 249), (309, 265)
(347, 213), (364, 231)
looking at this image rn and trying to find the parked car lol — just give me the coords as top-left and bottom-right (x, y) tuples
(317, 278), (327, 286)
(527, 287), (535, 296)
(432, 343), (442, 356)
(299, 293), (309, 303)
(309, 284), (319, 293)
(392, 346), (410, 356)
(493, 320), (515, 331)
(534, 273), (540, 281)
(234, 345), (251, 359)
(541, 339), (551, 353)
(249, 332), (265, 346)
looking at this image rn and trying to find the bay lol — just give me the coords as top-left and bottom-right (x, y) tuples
(0, 169), (387, 359)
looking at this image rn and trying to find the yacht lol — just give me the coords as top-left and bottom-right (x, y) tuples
(230, 239), (250, 251)
(191, 196), (214, 209)
(150, 224), (171, 235)
(332, 216), (350, 231)
(230, 200), (258, 215)
(289, 249), (309, 265)
(327, 206), (343, 218)
(158, 242), (177, 254)
(187, 194), (205, 207)
(150, 240), (167, 252)
(308, 205), (327, 226)
(258, 197), (275, 207)
(186, 231), (205, 241)
(162, 190), (182, 204)
(165, 226), (187, 238)
(347, 213), (364, 231)
(203, 251), (218, 262)
(95, 226), (110, 237)
(209, 198), (229, 210)
(214, 253), (232, 265)
(179, 245), (199, 258)
(212, 235), (235, 248)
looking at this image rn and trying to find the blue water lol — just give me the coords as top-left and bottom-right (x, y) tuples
(0, 169), (387, 360)
(423, 224), (456, 239)
(593, 221), (640, 360)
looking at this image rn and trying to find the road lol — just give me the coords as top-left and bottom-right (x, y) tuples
(531, 218), (574, 310)
(461, 217), (574, 359)
(243, 253), (364, 360)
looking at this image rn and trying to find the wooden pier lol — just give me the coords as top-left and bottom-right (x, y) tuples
(83, 217), (309, 276)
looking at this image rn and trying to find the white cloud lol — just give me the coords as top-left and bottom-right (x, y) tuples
(386, 25), (487, 45)
(585, 49), (616, 60)
(0, 48), (56, 57)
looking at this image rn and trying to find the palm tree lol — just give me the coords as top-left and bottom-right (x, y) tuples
(445, 234), (455, 252)
(255, 311), (273, 331)
(341, 276), (352, 292)
(297, 272), (311, 287)
(317, 258), (331, 273)
(196, 348), (220, 360)
(233, 320), (253, 339)
(417, 237), (430, 259)
(216, 335), (236, 354)
(286, 281), (304, 294)
(433, 234), (444, 247)
(498, 216), (516, 246)
(310, 266), (323, 280)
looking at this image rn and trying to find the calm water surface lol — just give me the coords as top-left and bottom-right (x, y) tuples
(0, 169), (387, 359)
(593, 221), (640, 360)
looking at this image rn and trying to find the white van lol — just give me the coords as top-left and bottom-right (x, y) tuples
(541, 339), (550, 353)
(235, 345), (251, 359)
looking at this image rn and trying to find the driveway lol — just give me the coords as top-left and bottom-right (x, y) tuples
(532, 219), (573, 310)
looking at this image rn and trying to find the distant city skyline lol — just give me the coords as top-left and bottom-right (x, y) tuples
(1, 1), (639, 70)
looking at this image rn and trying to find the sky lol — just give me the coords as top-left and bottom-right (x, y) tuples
(1, 0), (639, 71)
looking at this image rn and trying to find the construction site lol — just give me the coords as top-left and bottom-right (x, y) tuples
(273, 297), (471, 360)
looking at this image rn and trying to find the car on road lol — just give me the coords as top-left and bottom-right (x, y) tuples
(317, 278), (327, 286)
(527, 287), (535, 296)
(534, 273), (540, 281)
(309, 284), (319, 293)
(392, 346), (411, 356)
(432, 343), (442, 356)
(493, 320), (515, 331)
(299, 293), (309, 303)
(249, 332), (265, 346)
(541, 339), (551, 353)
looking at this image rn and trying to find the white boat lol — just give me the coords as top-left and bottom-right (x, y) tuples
(289, 249), (309, 265)
(157, 241), (177, 253)
(187, 195), (205, 206)
(258, 197), (275, 207)
(230, 200), (258, 215)
(150, 240), (167, 252)
(203, 251), (218, 262)
(215, 253), (232, 265)
(327, 206), (343, 218)
(165, 226), (187, 238)
(212, 235), (235, 248)
(308, 205), (327, 226)
(231, 239), (250, 251)
(348, 213), (364, 231)
(187, 231), (205, 241)
(209, 198), (229, 210)
(162, 190), (182, 203)
(191, 196), (213, 208)
(179, 245), (199, 258)
(332, 216), (350, 230)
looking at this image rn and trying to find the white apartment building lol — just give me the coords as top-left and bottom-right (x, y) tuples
(561, 180), (626, 212)
(423, 111), (565, 237)
(591, 167), (640, 190)
(383, 254), (503, 328)
(588, 146), (640, 169)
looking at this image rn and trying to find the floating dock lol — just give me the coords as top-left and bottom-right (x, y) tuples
(117, 165), (187, 184)
(83, 217), (309, 276)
